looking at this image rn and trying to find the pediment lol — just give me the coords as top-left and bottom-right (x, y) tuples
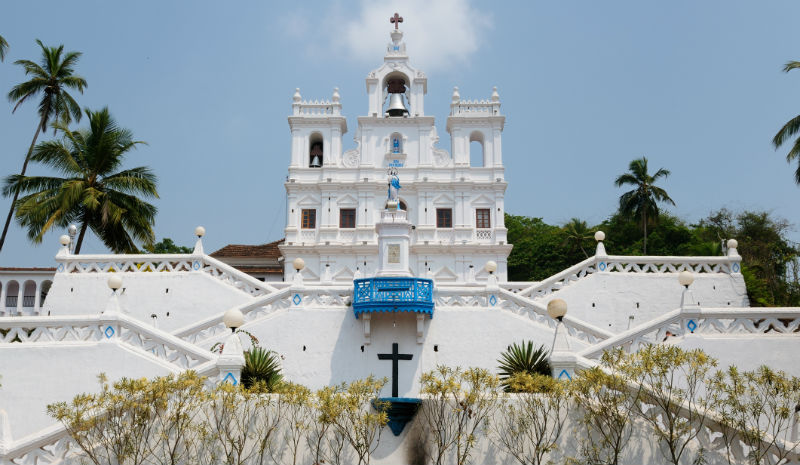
(297, 195), (320, 207)
(433, 266), (458, 281)
(470, 194), (494, 206)
(337, 194), (358, 206)
(432, 194), (454, 206)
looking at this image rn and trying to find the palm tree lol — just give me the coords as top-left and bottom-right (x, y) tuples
(0, 34), (8, 61)
(2, 107), (158, 253)
(241, 347), (283, 391)
(773, 61), (800, 185)
(561, 217), (594, 258)
(614, 157), (675, 254)
(1, 40), (87, 252)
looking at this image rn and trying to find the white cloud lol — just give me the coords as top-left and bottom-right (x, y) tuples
(291, 0), (493, 73)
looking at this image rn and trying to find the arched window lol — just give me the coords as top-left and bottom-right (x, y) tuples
(309, 133), (323, 168)
(469, 131), (485, 167)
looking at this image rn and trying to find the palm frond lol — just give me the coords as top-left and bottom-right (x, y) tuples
(241, 347), (283, 391)
(498, 341), (551, 392)
(0, 34), (8, 61)
(782, 61), (800, 73)
(773, 114), (800, 149)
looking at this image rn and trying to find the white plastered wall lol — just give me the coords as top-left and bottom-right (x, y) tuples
(548, 273), (749, 333)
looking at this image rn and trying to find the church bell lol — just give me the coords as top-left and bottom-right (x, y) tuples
(386, 93), (408, 117)
(385, 78), (409, 117)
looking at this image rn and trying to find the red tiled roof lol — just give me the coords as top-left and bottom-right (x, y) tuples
(210, 239), (284, 259)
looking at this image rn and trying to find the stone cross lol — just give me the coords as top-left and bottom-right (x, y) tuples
(390, 13), (403, 30)
(377, 342), (413, 397)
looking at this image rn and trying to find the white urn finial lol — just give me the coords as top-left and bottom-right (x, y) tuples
(491, 86), (499, 102)
(293, 88), (302, 103)
(332, 87), (340, 103)
(452, 86), (460, 103)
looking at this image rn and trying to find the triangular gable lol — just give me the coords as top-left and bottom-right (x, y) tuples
(434, 266), (458, 282)
(297, 195), (319, 207)
(470, 194), (494, 206)
(333, 266), (354, 281)
(432, 194), (454, 206)
(337, 194), (358, 206)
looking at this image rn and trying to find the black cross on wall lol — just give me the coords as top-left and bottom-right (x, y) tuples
(377, 342), (413, 397)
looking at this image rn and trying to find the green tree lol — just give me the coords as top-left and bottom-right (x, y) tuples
(1, 39), (87, 252)
(772, 60), (800, 185)
(3, 107), (158, 253)
(144, 237), (193, 254)
(0, 34), (8, 61)
(614, 157), (675, 254)
(562, 218), (594, 258)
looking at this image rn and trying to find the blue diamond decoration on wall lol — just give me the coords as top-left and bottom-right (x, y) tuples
(192, 260), (201, 270)
(293, 294), (302, 306)
(598, 261), (607, 271)
(489, 295), (497, 306)
(732, 263), (740, 273)
(687, 320), (697, 333)
(558, 369), (572, 380)
(57, 263), (64, 272)
(222, 372), (238, 385)
(104, 326), (115, 338)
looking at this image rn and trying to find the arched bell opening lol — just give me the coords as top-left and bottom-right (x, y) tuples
(309, 132), (323, 168)
(469, 131), (485, 167)
(383, 72), (410, 118)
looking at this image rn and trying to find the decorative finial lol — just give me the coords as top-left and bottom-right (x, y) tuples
(491, 86), (500, 102)
(452, 86), (460, 103)
(293, 88), (302, 103)
(390, 12), (403, 30)
(332, 87), (340, 103)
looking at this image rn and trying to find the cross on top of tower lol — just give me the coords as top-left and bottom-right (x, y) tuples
(390, 13), (403, 30)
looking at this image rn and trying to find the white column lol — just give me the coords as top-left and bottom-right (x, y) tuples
(16, 284), (23, 315)
(0, 281), (6, 315)
(34, 281), (42, 314)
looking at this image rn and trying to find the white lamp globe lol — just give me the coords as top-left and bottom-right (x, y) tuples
(68, 224), (77, 235)
(293, 257), (305, 271)
(484, 260), (498, 274)
(594, 231), (605, 242)
(59, 235), (70, 246)
(223, 308), (245, 329)
(547, 298), (568, 320)
(727, 239), (738, 249)
(194, 226), (206, 238)
(678, 270), (694, 287)
(107, 275), (123, 291)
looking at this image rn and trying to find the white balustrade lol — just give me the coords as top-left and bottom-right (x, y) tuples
(54, 253), (279, 298)
(475, 229), (493, 242)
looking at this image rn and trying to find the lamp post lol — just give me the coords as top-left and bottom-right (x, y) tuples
(547, 298), (574, 379)
(218, 307), (246, 385)
(678, 270), (695, 309)
(58, 235), (70, 255)
(103, 275), (123, 316)
(292, 257), (305, 287)
(484, 260), (498, 290)
(193, 226), (205, 254)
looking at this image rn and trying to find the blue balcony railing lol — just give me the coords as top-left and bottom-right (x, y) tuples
(352, 277), (434, 319)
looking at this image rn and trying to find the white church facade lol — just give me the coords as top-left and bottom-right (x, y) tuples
(0, 20), (799, 465)
(281, 26), (510, 283)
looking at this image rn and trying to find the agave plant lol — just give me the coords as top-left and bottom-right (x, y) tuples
(241, 346), (283, 391)
(498, 341), (551, 391)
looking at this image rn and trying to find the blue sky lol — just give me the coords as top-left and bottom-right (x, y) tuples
(1, 0), (799, 266)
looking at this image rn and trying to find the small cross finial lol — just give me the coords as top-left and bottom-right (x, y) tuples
(390, 12), (403, 30)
